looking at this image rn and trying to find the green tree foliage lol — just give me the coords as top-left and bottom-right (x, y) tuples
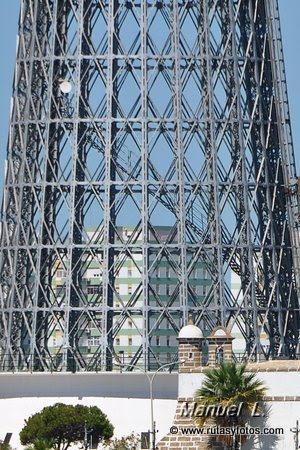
(20, 403), (114, 450)
(24, 438), (54, 450)
(105, 433), (140, 450)
(195, 362), (266, 449)
(0, 442), (14, 450)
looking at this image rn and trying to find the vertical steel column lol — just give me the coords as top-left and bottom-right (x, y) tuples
(30, 0), (53, 371)
(102, 0), (118, 371)
(171, 0), (188, 325)
(141, 0), (150, 370)
(200, 0), (225, 324)
(227, 0), (260, 356)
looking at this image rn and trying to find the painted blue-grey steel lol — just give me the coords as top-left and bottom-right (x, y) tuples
(0, 0), (299, 372)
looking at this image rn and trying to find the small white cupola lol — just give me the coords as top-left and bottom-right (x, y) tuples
(178, 323), (203, 339)
(177, 317), (203, 372)
(207, 326), (234, 366)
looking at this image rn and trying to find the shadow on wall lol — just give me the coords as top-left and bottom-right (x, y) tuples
(242, 404), (280, 450)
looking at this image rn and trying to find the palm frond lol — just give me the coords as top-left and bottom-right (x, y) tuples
(194, 362), (267, 429)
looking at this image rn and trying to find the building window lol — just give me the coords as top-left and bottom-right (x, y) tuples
(159, 285), (166, 295)
(128, 337), (133, 346)
(88, 337), (101, 347)
(128, 319), (133, 328)
(156, 336), (160, 346)
(159, 267), (166, 277)
(128, 268), (132, 277)
(166, 284), (170, 295)
(56, 285), (66, 297)
(166, 336), (170, 346)
(115, 338), (120, 346)
(128, 285), (132, 295)
(87, 285), (102, 295)
(166, 267), (170, 278)
(216, 347), (224, 363)
(88, 320), (102, 330)
(56, 269), (65, 278)
(116, 285), (120, 294)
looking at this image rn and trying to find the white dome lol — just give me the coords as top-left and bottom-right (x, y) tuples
(178, 324), (203, 339)
(215, 329), (227, 337)
(59, 80), (72, 94)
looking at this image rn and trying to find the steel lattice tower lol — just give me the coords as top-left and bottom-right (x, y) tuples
(0, 0), (299, 372)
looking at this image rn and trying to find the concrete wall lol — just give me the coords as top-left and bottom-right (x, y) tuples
(0, 372), (177, 399)
(1, 397), (177, 449)
(1, 369), (300, 449)
(178, 369), (300, 450)
(179, 371), (300, 398)
(0, 372), (177, 449)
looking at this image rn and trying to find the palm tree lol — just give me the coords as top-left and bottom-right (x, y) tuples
(194, 362), (266, 449)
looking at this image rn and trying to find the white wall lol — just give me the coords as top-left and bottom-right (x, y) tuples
(179, 371), (300, 450)
(0, 396), (177, 450)
(0, 372), (177, 399)
(179, 371), (300, 398)
(1, 370), (300, 449)
(0, 373), (177, 449)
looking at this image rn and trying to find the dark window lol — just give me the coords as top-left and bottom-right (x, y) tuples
(87, 285), (102, 295)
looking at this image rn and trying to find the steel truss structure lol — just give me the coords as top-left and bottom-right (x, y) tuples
(0, 0), (300, 372)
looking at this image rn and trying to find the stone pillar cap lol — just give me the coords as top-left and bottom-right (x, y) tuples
(178, 324), (203, 339)
(208, 325), (234, 339)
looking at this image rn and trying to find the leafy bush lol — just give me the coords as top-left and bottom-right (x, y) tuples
(105, 433), (140, 450)
(20, 403), (114, 450)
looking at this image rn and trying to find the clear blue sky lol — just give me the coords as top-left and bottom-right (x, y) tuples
(0, 1), (299, 191)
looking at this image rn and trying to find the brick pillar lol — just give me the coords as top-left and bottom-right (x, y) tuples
(207, 326), (234, 367)
(178, 337), (202, 373)
(156, 397), (225, 449)
(157, 324), (225, 449)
